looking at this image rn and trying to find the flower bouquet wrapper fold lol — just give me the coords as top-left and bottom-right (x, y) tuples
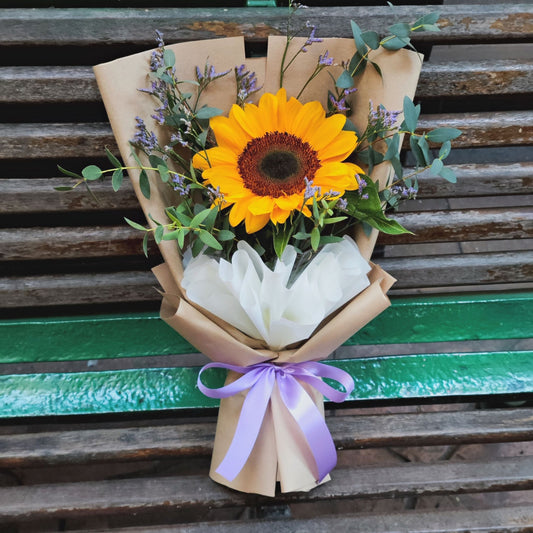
(93, 36), (421, 496)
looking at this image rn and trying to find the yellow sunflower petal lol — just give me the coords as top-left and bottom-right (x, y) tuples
(248, 195), (275, 215)
(304, 114), (347, 151)
(210, 115), (251, 153)
(256, 91), (280, 132)
(271, 206), (291, 225)
(288, 101), (326, 140)
(229, 104), (264, 139)
(192, 150), (211, 171)
(228, 195), (253, 227)
(274, 195), (302, 211)
(199, 146), (239, 168)
(317, 130), (358, 162)
(245, 211), (270, 233)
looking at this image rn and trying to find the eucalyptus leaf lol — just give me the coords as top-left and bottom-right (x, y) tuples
(196, 107), (223, 120)
(142, 232), (149, 258)
(409, 136), (425, 168)
(384, 133), (400, 161)
(124, 217), (146, 231)
(370, 61), (383, 78)
(319, 235), (343, 245)
(426, 127), (462, 143)
(82, 165), (103, 181)
(57, 165), (82, 179)
(54, 186), (74, 191)
(362, 30), (380, 50)
(429, 158), (444, 176)
(105, 147), (122, 168)
(439, 140), (452, 160)
(310, 227), (321, 251)
(403, 96), (420, 133)
(388, 22), (411, 38)
(217, 229), (235, 241)
(154, 225), (164, 244)
(382, 35), (410, 51)
(190, 208), (212, 228)
(390, 156), (404, 180)
(414, 11), (440, 27)
(417, 135), (432, 166)
(350, 20), (368, 56)
(163, 49), (176, 68)
(336, 69), (354, 89)
(139, 170), (150, 199)
(112, 168), (124, 192)
(149, 154), (167, 169)
(439, 166), (458, 183)
(158, 164), (170, 183)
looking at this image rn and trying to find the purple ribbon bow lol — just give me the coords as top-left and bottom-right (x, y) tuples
(197, 360), (354, 483)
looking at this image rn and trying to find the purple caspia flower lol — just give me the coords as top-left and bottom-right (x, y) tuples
(336, 197), (348, 211)
(369, 100), (401, 129)
(318, 50), (334, 66)
(304, 177), (322, 200)
(235, 64), (262, 105)
(172, 174), (191, 197)
(130, 116), (157, 152)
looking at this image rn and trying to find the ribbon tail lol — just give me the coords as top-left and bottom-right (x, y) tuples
(277, 374), (337, 483)
(215, 369), (276, 482)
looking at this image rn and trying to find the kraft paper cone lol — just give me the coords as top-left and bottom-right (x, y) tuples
(94, 35), (420, 496)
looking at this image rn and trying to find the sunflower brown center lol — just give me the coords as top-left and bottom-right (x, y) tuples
(237, 131), (321, 198)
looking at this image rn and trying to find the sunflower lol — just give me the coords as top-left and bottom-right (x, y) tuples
(192, 88), (362, 233)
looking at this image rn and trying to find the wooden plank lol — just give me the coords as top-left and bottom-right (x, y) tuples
(379, 207), (533, 245)
(0, 456), (531, 521)
(1, 251), (531, 308)
(0, 177), (139, 213)
(2, 60), (531, 105)
(0, 408), (531, 468)
(0, 226), (147, 260)
(83, 505), (533, 533)
(2, 5), (532, 46)
(2, 208), (530, 260)
(0, 271), (158, 307)
(1, 112), (531, 160)
(1, 163), (531, 214)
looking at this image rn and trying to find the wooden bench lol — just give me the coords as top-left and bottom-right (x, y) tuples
(1, 1), (533, 531)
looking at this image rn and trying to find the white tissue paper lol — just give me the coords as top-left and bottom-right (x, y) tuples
(181, 235), (371, 350)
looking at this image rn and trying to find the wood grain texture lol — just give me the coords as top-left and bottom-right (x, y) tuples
(1, 111), (531, 160)
(0, 456), (531, 520)
(2, 60), (531, 105)
(2, 5), (532, 46)
(82, 506), (533, 533)
(0, 408), (531, 468)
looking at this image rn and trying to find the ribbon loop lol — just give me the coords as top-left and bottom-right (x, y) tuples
(197, 360), (354, 483)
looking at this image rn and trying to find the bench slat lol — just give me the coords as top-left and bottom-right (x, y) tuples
(2, 112), (531, 160)
(1, 352), (531, 417)
(3, 5), (532, 46)
(1, 163), (531, 214)
(2, 292), (531, 364)
(2, 60), (531, 105)
(0, 456), (531, 521)
(1, 252), (532, 308)
(1, 408), (531, 468)
(82, 506), (533, 533)
(2, 207), (530, 260)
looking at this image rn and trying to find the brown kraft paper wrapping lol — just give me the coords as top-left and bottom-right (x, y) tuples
(93, 36), (421, 496)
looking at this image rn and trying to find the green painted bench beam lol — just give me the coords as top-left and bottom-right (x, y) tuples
(2, 292), (532, 363)
(1, 291), (532, 418)
(1, 351), (532, 418)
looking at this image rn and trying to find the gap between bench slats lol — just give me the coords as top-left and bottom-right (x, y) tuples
(1, 112), (531, 159)
(0, 456), (532, 521)
(0, 408), (531, 468)
(2, 5), (532, 46)
(79, 505), (533, 533)
(2, 60), (532, 104)
(2, 163), (531, 214)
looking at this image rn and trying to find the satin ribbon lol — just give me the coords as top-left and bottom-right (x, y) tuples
(197, 361), (354, 483)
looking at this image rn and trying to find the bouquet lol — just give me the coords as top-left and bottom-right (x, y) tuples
(60, 3), (460, 496)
